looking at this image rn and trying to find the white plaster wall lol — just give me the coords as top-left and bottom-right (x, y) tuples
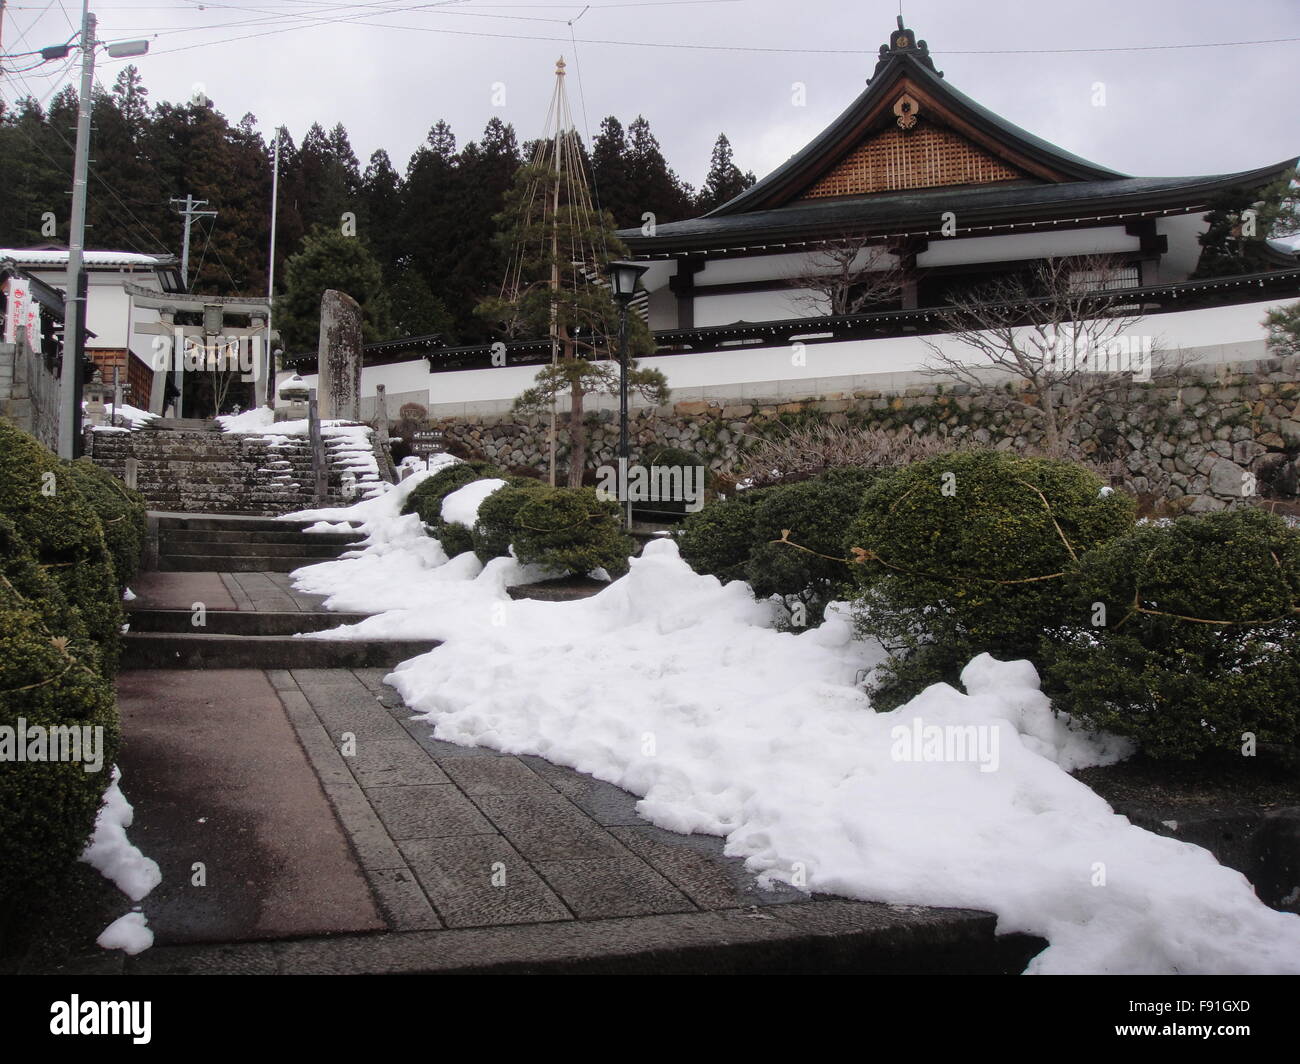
(917, 225), (1139, 267)
(301, 295), (1290, 418)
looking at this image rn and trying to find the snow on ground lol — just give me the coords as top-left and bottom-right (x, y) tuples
(218, 407), (384, 498)
(80, 768), (161, 954)
(282, 488), (1300, 974)
(84, 400), (158, 430)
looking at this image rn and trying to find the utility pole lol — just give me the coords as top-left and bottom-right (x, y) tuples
(56, 3), (96, 459)
(49, 5), (148, 458)
(265, 127), (281, 406)
(170, 194), (217, 291)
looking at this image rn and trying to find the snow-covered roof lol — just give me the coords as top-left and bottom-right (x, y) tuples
(0, 249), (171, 268)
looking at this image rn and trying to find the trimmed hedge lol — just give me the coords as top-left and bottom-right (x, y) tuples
(400, 460), (502, 526)
(846, 450), (1135, 709)
(0, 420), (122, 675)
(65, 459), (147, 593)
(0, 512), (119, 910)
(1040, 508), (1300, 759)
(677, 487), (773, 585)
(472, 479), (551, 563)
(512, 487), (635, 578)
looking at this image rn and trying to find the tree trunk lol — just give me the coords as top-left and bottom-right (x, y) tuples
(567, 374), (585, 487)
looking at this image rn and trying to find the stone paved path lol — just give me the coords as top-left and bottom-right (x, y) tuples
(104, 567), (1043, 973)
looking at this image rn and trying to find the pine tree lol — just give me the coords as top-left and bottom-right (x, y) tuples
(276, 225), (392, 352)
(626, 115), (694, 224)
(696, 133), (756, 213)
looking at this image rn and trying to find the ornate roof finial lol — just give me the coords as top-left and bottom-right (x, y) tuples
(872, 18), (942, 79)
(556, 56), (567, 77)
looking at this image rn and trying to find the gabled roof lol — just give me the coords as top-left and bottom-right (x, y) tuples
(707, 18), (1121, 219)
(621, 19), (1297, 257)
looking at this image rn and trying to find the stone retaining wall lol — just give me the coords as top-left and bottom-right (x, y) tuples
(419, 356), (1300, 511)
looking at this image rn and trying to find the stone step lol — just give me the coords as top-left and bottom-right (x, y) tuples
(121, 632), (440, 669)
(159, 528), (365, 546)
(126, 609), (372, 635)
(159, 539), (357, 560)
(154, 514), (360, 532)
(159, 554), (343, 572)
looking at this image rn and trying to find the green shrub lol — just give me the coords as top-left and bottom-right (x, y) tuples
(400, 460), (502, 526)
(1040, 508), (1300, 759)
(0, 515), (119, 909)
(847, 450), (1135, 709)
(435, 521), (475, 558)
(64, 459), (147, 593)
(744, 469), (880, 624)
(677, 487), (772, 584)
(512, 487), (635, 578)
(472, 479), (552, 563)
(0, 420), (122, 675)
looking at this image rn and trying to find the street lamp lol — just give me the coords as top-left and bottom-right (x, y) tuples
(606, 260), (649, 530)
(46, 2), (149, 458)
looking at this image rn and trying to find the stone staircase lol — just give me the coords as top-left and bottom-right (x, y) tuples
(89, 419), (384, 516)
(124, 513), (439, 669)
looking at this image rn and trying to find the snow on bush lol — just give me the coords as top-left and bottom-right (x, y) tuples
(441, 478), (507, 528)
(282, 490), (1300, 974)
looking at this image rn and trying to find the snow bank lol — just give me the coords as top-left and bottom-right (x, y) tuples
(283, 501), (1300, 974)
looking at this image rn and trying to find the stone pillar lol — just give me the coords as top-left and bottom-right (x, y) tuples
(317, 289), (363, 422)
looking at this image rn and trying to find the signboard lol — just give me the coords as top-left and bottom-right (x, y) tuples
(411, 429), (445, 457)
(2, 278), (41, 351)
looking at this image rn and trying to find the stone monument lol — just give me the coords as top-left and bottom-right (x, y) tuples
(317, 289), (363, 422)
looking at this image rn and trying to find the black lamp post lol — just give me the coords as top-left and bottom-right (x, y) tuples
(606, 260), (649, 529)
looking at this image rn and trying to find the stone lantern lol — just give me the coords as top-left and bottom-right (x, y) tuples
(277, 373), (311, 422)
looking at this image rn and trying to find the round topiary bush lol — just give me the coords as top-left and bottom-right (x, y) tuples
(677, 487), (773, 585)
(512, 487), (635, 578)
(1040, 508), (1300, 760)
(846, 450), (1135, 709)
(472, 480), (552, 563)
(400, 460), (502, 527)
(0, 515), (119, 911)
(0, 420), (122, 675)
(743, 468), (880, 625)
(65, 459), (147, 593)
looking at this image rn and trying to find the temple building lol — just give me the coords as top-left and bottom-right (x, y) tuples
(622, 18), (1298, 331)
(282, 19), (1300, 418)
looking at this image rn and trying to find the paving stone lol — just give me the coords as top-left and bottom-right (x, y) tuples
(610, 825), (806, 909)
(345, 738), (449, 788)
(401, 718), (505, 758)
(350, 668), (395, 693)
(533, 857), (695, 919)
(521, 757), (646, 826)
(365, 867), (444, 931)
(318, 781), (405, 871)
(399, 835), (573, 928)
(470, 793), (629, 861)
(366, 784), (496, 840)
(441, 757), (553, 796)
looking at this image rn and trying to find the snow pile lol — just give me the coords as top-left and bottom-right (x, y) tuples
(218, 407), (384, 499)
(96, 912), (153, 956)
(441, 478), (506, 528)
(282, 496), (1300, 974)
(83, 400), (158, 431)
(80, 768), (161, 954)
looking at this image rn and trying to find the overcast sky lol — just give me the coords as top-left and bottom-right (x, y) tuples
(3, 0), (1298, 194)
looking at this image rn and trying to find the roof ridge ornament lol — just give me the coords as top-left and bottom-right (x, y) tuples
(873, 14), (943, 80)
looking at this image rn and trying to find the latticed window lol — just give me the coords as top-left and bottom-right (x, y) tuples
(1067, 265), (1140, 294)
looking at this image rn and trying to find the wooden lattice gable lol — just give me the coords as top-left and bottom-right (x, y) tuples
(797, 109), (1031, 199)
(708, 19), (1124, 217)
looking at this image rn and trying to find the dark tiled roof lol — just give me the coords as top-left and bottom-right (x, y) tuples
(622, 160), (1299, 256)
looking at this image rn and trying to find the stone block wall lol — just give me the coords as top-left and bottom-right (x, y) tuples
(420, 356), (1300, 511)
